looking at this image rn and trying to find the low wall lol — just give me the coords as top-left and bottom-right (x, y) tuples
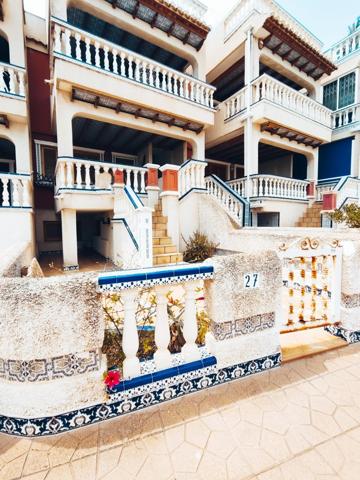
(0, 273), (105, 418)
(0, 242), (33, 277)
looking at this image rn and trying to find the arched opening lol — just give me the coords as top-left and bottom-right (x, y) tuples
(0, 137), (16, 207)
(0, 33), (10, 63)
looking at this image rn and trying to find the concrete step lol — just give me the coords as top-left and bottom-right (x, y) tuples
(153, 253), (183, 266)
(153, 229), (169, 237)
(153, 245), (177, 255)
(153, 236), (173, 245)
(152, 223), (167, 232)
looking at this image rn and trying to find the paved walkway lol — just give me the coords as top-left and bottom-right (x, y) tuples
(2, 343), (360, 480)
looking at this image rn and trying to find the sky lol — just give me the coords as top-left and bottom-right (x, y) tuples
(24, 0), (360, 48)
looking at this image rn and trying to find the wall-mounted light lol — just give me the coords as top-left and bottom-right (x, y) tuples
(258, 39), (264, 50)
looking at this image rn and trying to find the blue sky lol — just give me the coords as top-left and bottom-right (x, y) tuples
(24, 0), (359, 48)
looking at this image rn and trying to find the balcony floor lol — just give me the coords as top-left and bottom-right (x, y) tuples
(2, 333), (360, 479)
(39, 250), (117, 277)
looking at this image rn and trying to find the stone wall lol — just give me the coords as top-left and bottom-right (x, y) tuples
(0, 273), (106, 418)
(0, 242), (33, 277)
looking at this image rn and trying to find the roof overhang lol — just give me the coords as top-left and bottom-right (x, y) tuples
(262, 16), (336, 80)
(106, 0), (209, 50)
(261, 121), (324, 148)
(71, 87), (204, 134)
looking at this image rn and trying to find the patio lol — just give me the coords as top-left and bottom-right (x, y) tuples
(1, 341), (360, 480)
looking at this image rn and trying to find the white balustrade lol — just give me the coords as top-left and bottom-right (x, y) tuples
(252, 74), (332, 127)
(179, 159), (207, 197)
(327, 30), (360, 63)
(0, 61), (26, 97)
(0, 174), (32, 208)
(52, 19), (215, 109)
(55, 157), (147, 194)
(224, 87), (247, 119)
(316, 182), (336, 201)
(205, 176), (245, 226)
(228, 175), (309, 200)
(224, 0), (321, 50)
(168, 0), (208, 22)
(98, 265), (213, 379)
(331, 104), (360, 129)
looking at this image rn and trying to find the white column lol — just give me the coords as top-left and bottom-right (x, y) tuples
(61, 209), (78, 269)
(244, 122), (259, 198)
(182, 281), (201, 362)
(154, 286), (172, 369)
(306, 149), (318, 184)
(122, 289), (141, 378)
(191, 132), (205, 160)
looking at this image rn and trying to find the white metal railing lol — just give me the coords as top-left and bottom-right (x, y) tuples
(327, 29), (360, 63)
(228, 174), (309, 200)
(52, 19), (215, 109)
(224, 0), (322, 50)
(252, 74), (332, 127)
(205, 175), (248, 226)
(98, 264), (214, 378)
(336, 177), (360, 208)
(332, 104), (360, 129)
(279, 238), (342, 333)
(55, 157), (147, 194)
(224, 86), (247, 119)
(316, 182), (336, 202)
(0, 61), (26, 97)
(179, 159), (207, 197)
(0, 174), (32, 208)
(169, 0), (208, 22)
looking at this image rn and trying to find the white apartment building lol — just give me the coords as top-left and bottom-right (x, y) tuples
(0, 0), (359, 270)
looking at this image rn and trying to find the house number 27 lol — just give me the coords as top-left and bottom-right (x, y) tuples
(243, 273), (260, 289)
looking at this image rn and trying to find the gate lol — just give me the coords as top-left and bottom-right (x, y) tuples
(279, 238), (342, 334)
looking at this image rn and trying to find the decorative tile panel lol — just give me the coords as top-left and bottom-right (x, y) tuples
(341, 293), (360, 309)
(325, 325), (360, 344)
(211, 312), (276, 341)
(0, 352), (280, 437)
(0, 351), (100, 382)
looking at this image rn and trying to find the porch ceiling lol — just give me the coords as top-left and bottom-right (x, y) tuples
(71, 87), (204, 134)
(104, 0), (209, 50)
(73, 117), (183, 154)
(67, 7), (188, 72)
(261, 121), (323, 148)
(262, 16), (336, 80)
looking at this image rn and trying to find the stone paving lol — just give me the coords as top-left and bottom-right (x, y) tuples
(2, 343), (360, 479)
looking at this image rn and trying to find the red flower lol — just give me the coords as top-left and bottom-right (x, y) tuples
(104, 370), (121, 388)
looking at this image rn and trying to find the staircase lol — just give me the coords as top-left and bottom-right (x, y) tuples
(295, 202), (323, 227)
(152, 202), (183, 266)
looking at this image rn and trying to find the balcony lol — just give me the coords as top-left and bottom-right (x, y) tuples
(331, 104), (360, 130)
(0, 61), (27, 117)
(52, 19), (216, 125)
(327, 29), (360, 63)
(0, 173), (32, 208)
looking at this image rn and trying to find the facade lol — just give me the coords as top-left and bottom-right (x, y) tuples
(0, 0), (360, 270)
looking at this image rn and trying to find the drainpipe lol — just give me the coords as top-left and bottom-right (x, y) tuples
(244, 27), (253, 202)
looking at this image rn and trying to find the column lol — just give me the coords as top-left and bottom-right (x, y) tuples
(56, 93), (74, 157)
(243, 121), (259, 198)
(182, 281), (201, 362)
(154, 286), (172, 369)
(61, 209), (78, 269)
(191, 132), (206, 160)
(145, 163), (160, 209)
(122, 289), (141, 378)
(351, 132), (360, 178)
(160, 164), (180, 250)
(306, 150), (318, 185)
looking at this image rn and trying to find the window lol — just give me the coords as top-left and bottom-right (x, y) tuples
(43, 221), (62, 242)
(73, 148), (104, 161)
(323, 72), (356, 111)
(43, 146), (57, 177)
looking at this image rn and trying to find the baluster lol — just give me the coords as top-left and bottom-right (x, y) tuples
(195, 84), (201, 103)
(103, 46), (110, 71)
(120, 52), (126, 76)
(22, 178), (31, 207)
(94, 165), (101, 188)
(94, 41), (100, 68)
(182, 281), (201, 362)
(1, 178), (9, 206)
(75, 162), (82, 188)
(66, 161), (74, 188)
(226, 101), (230, 119)
(58, 161), (66, 188)
(190, 81), (195, 101)
(148, 63), (154, 86)
(173, 74), (179, 95)
(75, 33), (82, 61)
(161, 69), (167, 91)
(126, 168), (131, 187)
(85, 163), (91, 189)
(85, 37), (91, 64)
(18, 71), (25, 96)
(54, 25), (62, 52)
(167, 72), (173, 94)
(64, 28), (71, 57)
(184, 79), (190, 99)
(140, 171), (146, 193)
(179, 77), (184, 97)
(142, 61), (148, 85)
(12, 179), (20, 207)
(0, 65), (5, 91)
(204, 87), (210, 107)
(122, 289), (141, 378)
(155, 66), (160, 89)
(133, 170), (139, 192)
(111, 48), (118, 74)
(154, 286), (172, 369)
(8, 68), (15, 93)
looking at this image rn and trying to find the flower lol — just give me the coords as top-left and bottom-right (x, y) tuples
(104, 370), (121, 388)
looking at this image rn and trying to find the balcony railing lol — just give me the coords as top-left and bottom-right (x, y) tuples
(252, 74), (332, 127)
(0, 173), (32, 208)
(52, 19), (215, 109)
(0, 61), (26, 98)
(179, 159), (207, 197)
(224, 87), (247, 119)
(331, 104), (360, 129)
(228, 174), (309, 200)
(327, 29), (360, 63)
(55, 157), (147, 195)
(169, 0), (208, 22)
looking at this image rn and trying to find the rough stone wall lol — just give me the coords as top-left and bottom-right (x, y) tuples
(0, 242), (32, 278)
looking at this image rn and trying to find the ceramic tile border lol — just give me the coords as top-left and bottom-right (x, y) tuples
(0, 351), (100, 383)
(341, 293), (360, 309)
(211, 312), (276, 341)
(0, 352), (281, 437)
(325, 325), (360, 344)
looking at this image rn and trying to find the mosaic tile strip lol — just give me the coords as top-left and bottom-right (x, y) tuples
(0, 351), (100, 382)
(0, 352), (281, 437)
(283, 280), (332, 299)
(211, 312), (276, 341)
(341, 293), (360, 309)
(325, 325), (360, 344)
(98, 264), (214, 292)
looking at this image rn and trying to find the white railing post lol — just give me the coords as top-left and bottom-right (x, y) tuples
(1, 177), (10, 206)
(181, 281), (201, 362)
(154, 286), (172, 369)
(122, 289), (141, 378)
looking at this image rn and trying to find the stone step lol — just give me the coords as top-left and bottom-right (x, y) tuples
(153, 253), (183, 266)
(152, 215), (167, 224)
(153, 245), (177, 255)
(152, 223), (167, 232)
(153, 229), (169, 238)
(153, 236), (173, 245)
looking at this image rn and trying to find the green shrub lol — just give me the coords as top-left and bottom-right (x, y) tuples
(183, 231), (218, 263)
(330, 203), (360, 228)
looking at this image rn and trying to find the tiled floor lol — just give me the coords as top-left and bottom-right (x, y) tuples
(39, 252), (117, 277)
(2, 343), (360, 479)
